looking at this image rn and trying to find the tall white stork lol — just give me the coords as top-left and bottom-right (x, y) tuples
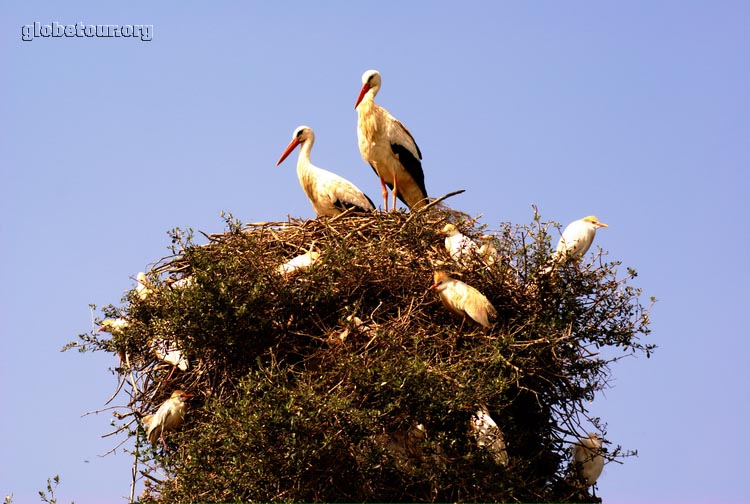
(572, 432), (605, 490)
(430, 271), (497, 329)
(355, 70), (427, 211)
(276, 126), (375, 217)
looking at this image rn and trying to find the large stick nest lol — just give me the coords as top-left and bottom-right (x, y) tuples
(73, 201), (654, 503)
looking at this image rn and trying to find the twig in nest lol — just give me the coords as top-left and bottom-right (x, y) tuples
(140, 470), (164, 484)
(401, 190), (466, 229)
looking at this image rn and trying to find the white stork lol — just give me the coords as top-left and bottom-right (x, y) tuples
(470, 405), (509, 466)
(355, 70), (427, 211)
(572, 432), (605, 489)
(430, 271), (497, 329)
(144, 389), (192, 447)
(276, 126), (375, 217)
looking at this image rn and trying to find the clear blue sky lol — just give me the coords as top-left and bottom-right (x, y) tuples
(1, 1), (747, 502)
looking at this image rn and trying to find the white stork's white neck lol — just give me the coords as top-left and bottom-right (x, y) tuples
(294, 137), (319, 201)
(358, 86), (378, 109)
(295, 137), (314, 173)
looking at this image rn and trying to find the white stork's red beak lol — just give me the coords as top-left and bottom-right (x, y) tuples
(354, 82), (370, 109)
(276, 137), (301, 166)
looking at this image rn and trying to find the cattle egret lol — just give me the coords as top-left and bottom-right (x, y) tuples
(439, 223), (480, 263)
(430, 271), (497, 329)
(355, 70), (427, 211)
(335, 314), (376, 343)
(140, 413), (154, 431)
(478, 235), (499, 266)
(380, 422), (427, 463)
(166, 276), (195, 289)
(98, 318), (130, 366)
(152, 339), (189, 371)
(277, 246), (321, 277)
(146, 389), (192, 446)
(554, 216), (608, 263)
(573, 433), (605, 488)
(98, 318), (129, 334)
(470, 405), (509, 466)
(276, 126), (375, 217)
(136, 272), (153, 300)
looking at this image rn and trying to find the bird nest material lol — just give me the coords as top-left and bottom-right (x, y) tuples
(69, 202), (654, 503)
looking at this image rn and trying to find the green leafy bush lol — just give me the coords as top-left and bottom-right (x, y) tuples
(68, 207), (654, 502)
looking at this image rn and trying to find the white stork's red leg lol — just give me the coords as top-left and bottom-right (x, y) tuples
(392, 172), (399, 212)
(379, 176), (389, 212)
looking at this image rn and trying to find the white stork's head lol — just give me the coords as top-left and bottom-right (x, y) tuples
(355, 69), (382, 108)
(276, 125), (315, 166)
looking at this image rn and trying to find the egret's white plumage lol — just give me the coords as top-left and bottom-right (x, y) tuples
(439, 223), (480, 262)
(572, 433), (605, 487)
(277, 247), (321, 277)
(381, 422), (428, 463)
(136, 272), (153, 300)
(355, 70), (427, 211)
(98, 318), (130, 334)
(430, 271), (497, 329)
(140, 413), (154, 431)
(335, 314), (376, 343)
(553, 216), (608, 263)
(146, 390), (192, 445)
(478, 234), (500, 266)
(98, 318), (130, 366)
(166, 276), (195, 289)
(277, 126), (375, 217)
(470, 406), (509, 466)
(152, 339), (189, 371)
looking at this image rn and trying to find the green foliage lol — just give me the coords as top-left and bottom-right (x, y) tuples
(68, 208), (654, 502)
(38, 475), (73, 504)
